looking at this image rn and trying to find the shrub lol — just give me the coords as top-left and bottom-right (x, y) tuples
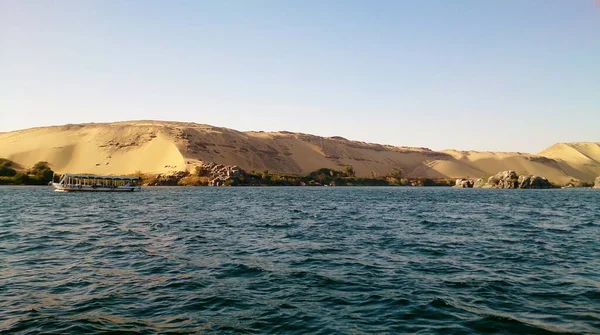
(268, 174), (302, 186)
(178, 176), (210, 186)
(342, 165), (356, 177)
(390, 167), (403, 179)
(29, 161), (54, 183)
(13, 172), (31, 185)
(195, 166), (211, 177)
(386, 177), (401, 185)
(0, 158), (13, 167)
(0, 176), (14, 185)
(0, 165), (16, 177)
(261, 170), (271, 183)
(31, 161), (49, 173)
(0, 158), (17, 177)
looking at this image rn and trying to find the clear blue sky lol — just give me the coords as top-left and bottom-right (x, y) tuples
(1, 0), (598, 152)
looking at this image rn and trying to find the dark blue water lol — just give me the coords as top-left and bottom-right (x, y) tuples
(1, 187), (599, 334)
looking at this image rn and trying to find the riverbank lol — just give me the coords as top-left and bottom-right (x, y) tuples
(141, 166), (455, 187)
(0, 160), (54, 186)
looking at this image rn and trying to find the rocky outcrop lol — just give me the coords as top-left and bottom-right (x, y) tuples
(485, 170), (519, 189)
(196, 162), (243, 186)
(517, 175), (553, 189)
(562, 178), (585, 188)
(594, 176), (600, 189)
(474, 170), (554, 189)
(454, 178), (474, 188)
(473, 178), (486, 188)
(144, 162), (245, 186)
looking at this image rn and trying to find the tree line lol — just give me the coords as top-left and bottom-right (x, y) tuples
(0, 159), (55, 185)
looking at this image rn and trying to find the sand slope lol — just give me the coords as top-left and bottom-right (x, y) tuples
(537, 143), (600, 182)
(0, 121), (598, 184)
(0, 123), (185, 175)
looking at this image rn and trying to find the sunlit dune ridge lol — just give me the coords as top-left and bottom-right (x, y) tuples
(1, 121), (598, 184)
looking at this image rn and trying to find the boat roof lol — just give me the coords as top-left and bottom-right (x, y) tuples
(63, 174), (140, 180)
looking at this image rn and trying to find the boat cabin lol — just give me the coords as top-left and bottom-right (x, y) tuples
(53, 174), (141, 192)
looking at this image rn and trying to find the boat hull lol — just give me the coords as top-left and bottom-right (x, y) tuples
(52, 183), (140, 192)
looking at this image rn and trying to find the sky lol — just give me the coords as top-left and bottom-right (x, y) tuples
(0, 0), (598, 153)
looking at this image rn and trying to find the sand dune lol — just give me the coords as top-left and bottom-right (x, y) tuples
(0, 121), (598, 184)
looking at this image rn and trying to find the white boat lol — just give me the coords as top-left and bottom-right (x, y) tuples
(52, 173), (141, 192)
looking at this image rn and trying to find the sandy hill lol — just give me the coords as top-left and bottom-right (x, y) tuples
(0, 121), (598, 184)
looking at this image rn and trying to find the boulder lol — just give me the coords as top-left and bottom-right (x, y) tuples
(563, 178), (583, 188)
(454, 178), (474, 188)
(486, 170), (518, 189)
(209, 176), (227, 187)
(594, 176), (600, 189)
(518, 175), (552, 189)
(473, 178), (486, 188)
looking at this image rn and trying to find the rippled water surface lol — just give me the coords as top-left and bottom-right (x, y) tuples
(1, 186), (599, 334)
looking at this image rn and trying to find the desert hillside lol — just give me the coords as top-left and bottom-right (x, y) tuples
(0, 121), (598, 184)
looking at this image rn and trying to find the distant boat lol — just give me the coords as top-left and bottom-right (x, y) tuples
(52, 173), (141, 192)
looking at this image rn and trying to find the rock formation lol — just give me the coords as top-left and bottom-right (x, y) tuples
(517, 175), (553, 189)
(486, 170), (519, 189)
(474, 170), (554, 189)
(196, 162), (243, 186)
(562, 178), (585, 188)
(473, 178), (486, 188)
(144, 162), (244, 186)
(454, 178), (474, 188)
(594, 176), (600, 189)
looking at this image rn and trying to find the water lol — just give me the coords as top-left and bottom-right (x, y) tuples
(0, 187), (599, 334)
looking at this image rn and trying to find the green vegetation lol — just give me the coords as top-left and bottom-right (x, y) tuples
(390, 167), (403, 179)
(0, 159), (17, 177)
(406, 178), (455, 187)
(212, 165), (454, 187)
(0, 159), (453, 188)
(31, 161), (54, 183)
(342, 165), (356, 177)
(0, 159), (55, 185)
(138, 164), (457, 187)
(194, 165), (211, 177)
(178, 175), (211, 186)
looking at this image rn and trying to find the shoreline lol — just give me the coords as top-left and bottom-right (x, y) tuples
(1, 184), (595, 189)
